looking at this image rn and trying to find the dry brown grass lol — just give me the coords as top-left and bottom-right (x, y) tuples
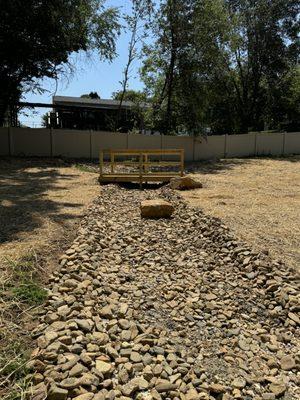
(182, 156), (300, 271)
(0, 158), (99, 398)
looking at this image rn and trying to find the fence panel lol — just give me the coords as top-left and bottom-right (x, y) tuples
(226, 133), (256, 157)
(127, 134), (161, 150)
(256, 132), (284, 156)
(161, 135), (194, 161)
(0, 128), (9, 156)
(52, 129), (91, 158)
(91, 131), (128, 159)
(194, 135), (225, 160)
(1, 128), (299, 160)
(284, 132), (300, 155)
(10, 127), (51, 156)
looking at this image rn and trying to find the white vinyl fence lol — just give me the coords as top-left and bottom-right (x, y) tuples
(0, 127), (299, 161)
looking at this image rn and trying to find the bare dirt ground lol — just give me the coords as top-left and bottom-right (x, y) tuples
(182, 156), (300, 271)
(0, 158), (99, 398)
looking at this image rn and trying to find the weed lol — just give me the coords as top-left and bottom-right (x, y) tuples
(5, 254), (36, 282)
(12, 283), (47, 306)
(0, 341), (33, 400)
(2, 254), (46, 306)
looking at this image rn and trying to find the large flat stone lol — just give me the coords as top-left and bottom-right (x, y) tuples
(141, 199), (174, 219)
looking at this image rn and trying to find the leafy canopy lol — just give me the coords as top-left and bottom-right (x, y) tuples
(0, 0), (120, 122)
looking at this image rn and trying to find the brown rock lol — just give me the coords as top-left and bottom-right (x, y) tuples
(209, 383), (226, 393)
(155, 382), (178, 393)
(269, 381), (286, 397)
(170, 175), (203, 190)
(140, 200), (174, 219)
(73, 394), (95, 400)
(95, 360), (113, 375)
(48, 385), (68, 400)
(280, 355), (296, 371)
(232, 377), (246, 389)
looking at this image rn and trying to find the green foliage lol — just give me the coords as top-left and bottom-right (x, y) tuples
(112, 90), (147, 103)
(141, 0), (300, 134)
(0, 0), (120, 124)
(12, 283), (47, 306)
(3, 254), (47, 306)
(112, 90), (149, 132)
(81, 92), (101, 99)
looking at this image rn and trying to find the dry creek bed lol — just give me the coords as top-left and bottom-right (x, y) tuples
(30, 184), (299, 400)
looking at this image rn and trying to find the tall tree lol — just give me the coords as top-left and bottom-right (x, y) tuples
(0, 0), (120, 125)
(222, 0), (299, 132)
(117, 0), (153, 129)
(141, 0), (227, 134)
(141, 0), (299, 134)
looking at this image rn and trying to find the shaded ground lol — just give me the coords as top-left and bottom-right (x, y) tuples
(0, 158), (98, 263)
(182, 156), (300, 271)
(0, 158), (99, 399)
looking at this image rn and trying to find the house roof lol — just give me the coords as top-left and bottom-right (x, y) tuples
(53, 95), (137, 110)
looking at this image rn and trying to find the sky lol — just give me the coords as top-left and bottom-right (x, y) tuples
(21, 0), (145, 127)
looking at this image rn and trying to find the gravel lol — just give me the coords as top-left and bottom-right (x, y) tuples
(30, 184), (299, 400)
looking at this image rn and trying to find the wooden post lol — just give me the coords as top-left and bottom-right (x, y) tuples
(180, 149), (184, 176)
(99, 151), (104, 177)
(111, 151), (115, 173)
(139, 151), (143, 189)
(144, 153), (148, 173)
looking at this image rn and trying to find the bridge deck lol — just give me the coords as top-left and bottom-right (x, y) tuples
(99, 149), (184, 187)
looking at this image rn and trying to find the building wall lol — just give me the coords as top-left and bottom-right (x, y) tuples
(0, 128), (299, 160)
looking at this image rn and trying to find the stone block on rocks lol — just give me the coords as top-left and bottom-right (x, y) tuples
(140, 200), (174, 219)
(169, 175), (202, 190)
(47, 385), (68, 400)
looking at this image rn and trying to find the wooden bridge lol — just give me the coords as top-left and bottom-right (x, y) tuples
(99, 149), (184, 187)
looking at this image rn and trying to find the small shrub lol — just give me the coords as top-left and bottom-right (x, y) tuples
(12, 283), (47, 305)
